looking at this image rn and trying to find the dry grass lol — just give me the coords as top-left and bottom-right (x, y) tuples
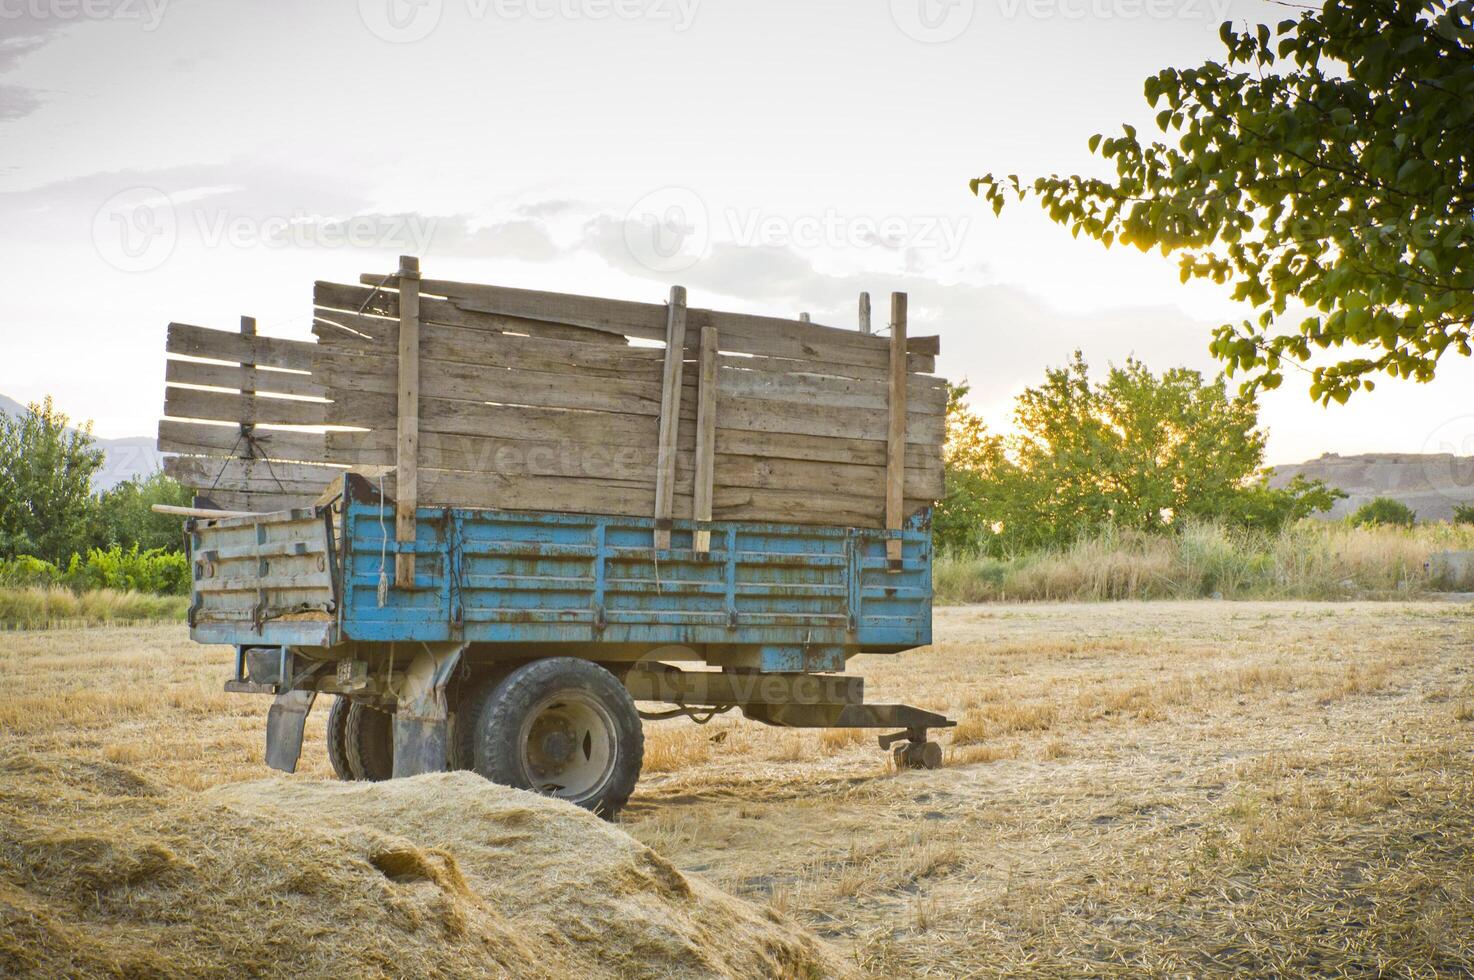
(3, 602), (1473, 977)
(0, 586), (187, 630)
(0, 759), (841, 979)
(935, 520), (1474, 603)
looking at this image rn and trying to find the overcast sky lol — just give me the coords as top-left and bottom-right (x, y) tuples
(3, 0), (1471, 465)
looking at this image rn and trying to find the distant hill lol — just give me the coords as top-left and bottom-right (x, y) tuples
(0, 394), (161, 491)
(1269, 453), (1474, 522)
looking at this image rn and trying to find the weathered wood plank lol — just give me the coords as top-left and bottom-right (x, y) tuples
(319, 283), (632, 347)
(313, 324), (666, 378)
(333, 278), (938, 370)
(713, 427), (941, 470)
(395, 255), (421, 589)
(693, 325), (718, 553)
(166, 322), (315, 372)
(164, 386), (331, 427)
(719, 365), (947, 413)
(315, 349), (676, 417)
(318, 428), (941, 499)
(367, 468), (930, 528)
(165, 358), (325, 399)
(156, 420), (327, 461)
(715, 394), (944, 445)
(653, 286), (688, 550)
(886, 292), (908, 567)
(164, 456), (342, 494)
(194, 490), (307, 514)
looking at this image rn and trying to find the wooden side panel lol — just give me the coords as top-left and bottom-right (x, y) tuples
(161, 273), (947, 526)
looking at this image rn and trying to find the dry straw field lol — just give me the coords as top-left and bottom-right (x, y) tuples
(3, 601), (1473, 976)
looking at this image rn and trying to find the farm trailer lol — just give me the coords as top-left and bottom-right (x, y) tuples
(160, 259), (953, 817)
(185, 474), (947, 816)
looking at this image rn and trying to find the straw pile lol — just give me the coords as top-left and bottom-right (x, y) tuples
(0, 752), (845, 979)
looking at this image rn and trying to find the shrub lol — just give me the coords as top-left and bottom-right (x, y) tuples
(1453, 504), (1474, 525)
(61, 545), (190, 596)
(1351, 497), (1417, 528)
(0, 554), (63, 588)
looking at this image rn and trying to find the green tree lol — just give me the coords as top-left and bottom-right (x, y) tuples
(1453, 503), (1474, 525)
(0, 397), (104, 564)
(967, 355), (1339, 553)
(973, 0), (1474, 404)
(1351, 496), (1417, 527)
(94, 472), (192, 553)
(933, 382), (1006, 553)
(1217, 473), (1347, 531)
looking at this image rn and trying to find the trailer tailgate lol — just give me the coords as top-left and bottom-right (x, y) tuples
(188, 505), (339, 646)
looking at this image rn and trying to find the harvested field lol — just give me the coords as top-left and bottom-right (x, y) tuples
(3, 601), (1473, 976)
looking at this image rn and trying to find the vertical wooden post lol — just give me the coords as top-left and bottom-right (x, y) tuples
(238, 315), (257, 457)
(692, 325), (719, 554)
(395, 255), (421, 589)
(885, 292), (907, 571)
(652, 285), (688, 550)
(858, 292), (871, 334)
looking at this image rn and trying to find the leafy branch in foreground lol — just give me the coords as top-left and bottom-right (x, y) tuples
(973, 0), (1474, 404)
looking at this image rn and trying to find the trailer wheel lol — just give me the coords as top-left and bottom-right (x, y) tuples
(451, 666), (512, 771)
(325, 696), (354, 781)
(345, 702), (394, 781)
(472, 658), (643, 819)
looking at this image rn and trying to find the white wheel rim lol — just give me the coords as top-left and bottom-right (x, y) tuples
(517, 692), (616, 801)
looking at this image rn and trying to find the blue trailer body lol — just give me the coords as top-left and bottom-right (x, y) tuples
(339, 498), (932, 671)
(188, 481), (933, 672)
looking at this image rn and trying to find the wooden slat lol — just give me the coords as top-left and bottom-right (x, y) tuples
(653, 286), (688, 550)
(314, 296), (632, 350)
(715, 394), (944, 445)
(194, 490), (306, 514)
(886, 293), (907, 568)
(714, 427), (941, 470)
(166, 322), (315, 372)
(693, 325), (718, 553)
(315, 349), (674, 417)
(165, 358), (325, 399)
(719, 365), (947, 413)
(157, 420), (327, 461)
(404, 275), (943, 356)
(164, 386), (330, 427)
(369, 468), (930, 528)
(313, 323), (665, 378)
(395, 255), (421, 589)
(332, 278), (939, 372)
(164, 456), (342, 494)
(319, 428), (941, 500)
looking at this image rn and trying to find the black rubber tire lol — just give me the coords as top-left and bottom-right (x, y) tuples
(452, 665), (513, 771)
(345, 702), (394, 781)
(472, 658), (643, 819)
(325, 696), (355, 781)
